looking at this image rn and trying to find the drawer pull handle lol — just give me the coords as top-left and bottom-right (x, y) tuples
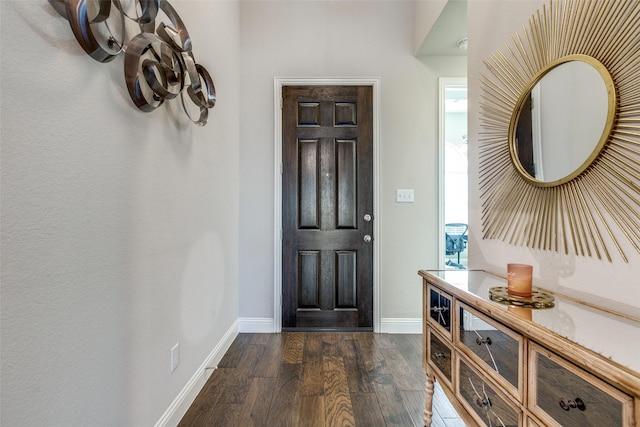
(475, 397), (492, 408)
(433, 352), (447, 359)
(559, 398), (586, 411)
(475, 336), (492, 346)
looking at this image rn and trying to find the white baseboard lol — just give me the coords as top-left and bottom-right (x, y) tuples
(380, 318), (422, 334)
(154, 320), (239, 427)
(238, 317), (276, 333)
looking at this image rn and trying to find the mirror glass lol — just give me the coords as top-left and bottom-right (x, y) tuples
(512, 59), (612, 184)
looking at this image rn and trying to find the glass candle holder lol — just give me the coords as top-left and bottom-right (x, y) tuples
(507, 263), (533, 297)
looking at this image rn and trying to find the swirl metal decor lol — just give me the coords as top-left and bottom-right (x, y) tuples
(479, 0), (640, 262)
(49, 0), (216, 126)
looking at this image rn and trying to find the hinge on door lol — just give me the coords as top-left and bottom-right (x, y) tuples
(280, 97), (283, 109)
(280, 162), (283, 175)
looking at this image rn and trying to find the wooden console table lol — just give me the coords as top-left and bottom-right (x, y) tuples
(420, 269), (640, 427)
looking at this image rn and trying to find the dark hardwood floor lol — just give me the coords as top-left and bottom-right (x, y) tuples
(178, 333), (463, 427)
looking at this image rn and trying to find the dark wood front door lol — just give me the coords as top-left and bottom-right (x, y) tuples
(282, 85), (374, 330)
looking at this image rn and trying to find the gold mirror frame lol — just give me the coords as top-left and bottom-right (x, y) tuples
(479, 0), (640, 262)
(509, 54), (616, 187)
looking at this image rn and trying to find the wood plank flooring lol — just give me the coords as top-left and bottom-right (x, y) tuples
(179, 333), (463, 427)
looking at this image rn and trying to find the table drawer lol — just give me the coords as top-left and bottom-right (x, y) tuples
(456, 302), (523, 397)
(457, 356), (521, 427)
(428, 329), (453, 386)
(427, 283), (453, 337)
(529, 343), (634, 427)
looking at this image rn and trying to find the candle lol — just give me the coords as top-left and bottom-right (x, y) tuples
(508, 306), (533, 321)
(507, 263), (533, 297)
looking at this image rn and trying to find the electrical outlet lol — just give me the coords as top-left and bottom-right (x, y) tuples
(170, 343), (180, 373)
(396, 189), (415, 203)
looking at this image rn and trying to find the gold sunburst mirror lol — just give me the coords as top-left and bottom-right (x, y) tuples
(479, 0), (640, 262)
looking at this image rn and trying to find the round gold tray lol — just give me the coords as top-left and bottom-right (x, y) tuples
(489, 286), (555, 309)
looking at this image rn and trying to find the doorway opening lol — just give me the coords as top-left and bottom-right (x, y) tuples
(439, 78), (468, 269)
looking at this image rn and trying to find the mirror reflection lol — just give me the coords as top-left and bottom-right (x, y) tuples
(513, 59), (611, 184)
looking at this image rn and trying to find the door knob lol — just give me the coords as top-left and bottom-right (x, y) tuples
(364, 213), (372, 222)
(364, 235), (372, 243)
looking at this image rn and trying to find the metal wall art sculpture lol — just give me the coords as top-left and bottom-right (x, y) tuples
(479, 0), (640, 262)
(49, 0), (216, 126)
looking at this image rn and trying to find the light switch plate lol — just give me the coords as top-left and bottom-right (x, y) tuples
(396, 189), (414, 203)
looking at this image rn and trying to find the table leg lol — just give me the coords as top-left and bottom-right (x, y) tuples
(424, 372), (435, 426)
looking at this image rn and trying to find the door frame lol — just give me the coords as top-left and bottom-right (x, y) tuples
(273, 77), (381, 333)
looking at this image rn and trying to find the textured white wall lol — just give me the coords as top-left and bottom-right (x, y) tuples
(467, 0), (640, 314)
(0, 1), (240, 425)
(238, 0), (466, 323)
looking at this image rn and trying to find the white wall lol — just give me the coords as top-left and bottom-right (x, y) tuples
(238, 0), (466, 327)
(0, 1), (240, 425)
(467, 0), (640, 314)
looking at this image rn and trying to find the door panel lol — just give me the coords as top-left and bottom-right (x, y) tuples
(298, 139), (320, 229)
(336, 139), (357, 228)
(282, 85), (373, 330)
